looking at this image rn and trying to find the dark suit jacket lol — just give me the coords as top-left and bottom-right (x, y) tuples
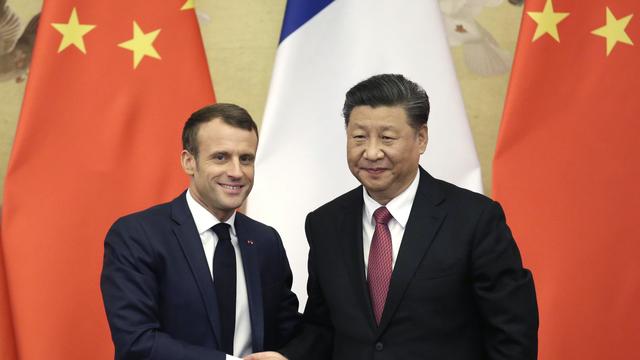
(100, 192), (300, 360)
(281, 168), (538, 360)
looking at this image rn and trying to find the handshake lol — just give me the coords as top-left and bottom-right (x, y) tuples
(243, 352), (286, 360)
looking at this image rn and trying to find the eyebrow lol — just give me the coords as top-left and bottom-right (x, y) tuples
(351, 124), (397, 132)
(206, 151), (256, 159)
(207, 151), (229, 159)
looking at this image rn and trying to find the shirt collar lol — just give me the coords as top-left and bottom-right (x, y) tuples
(362, 169), (420, 228)
(186, 189), (237, 237)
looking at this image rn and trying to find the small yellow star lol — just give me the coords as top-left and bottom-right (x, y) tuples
(51, 7), (96, 54)
(527, 0), (570, 42)
(181, 0), (195, 11)
(591, 7), (634, 56)
(118, 21), (161, 69)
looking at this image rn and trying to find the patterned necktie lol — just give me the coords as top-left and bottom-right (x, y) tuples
(367, 206), (393, 325)
(212, 223), (235, 355)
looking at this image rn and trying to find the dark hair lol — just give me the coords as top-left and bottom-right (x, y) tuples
(182, 103), (258, 158)
(342, 74), (430, 130)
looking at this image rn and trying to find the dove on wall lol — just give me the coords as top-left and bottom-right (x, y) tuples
(439, 0), (512, 76)
(0, 0), (39, 83)
(196, 10), (211, 25)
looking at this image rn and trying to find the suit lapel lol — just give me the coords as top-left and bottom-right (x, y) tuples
(234, 214), (264, 352)
(339, 188), (378, 331)
(170, 193), (222, 346)
(376, 170), (447, 334)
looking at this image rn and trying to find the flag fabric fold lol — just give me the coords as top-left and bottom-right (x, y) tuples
(0, 1), (214, 358)
(494, 0), (640, 358)
(248, 0), (482, 304)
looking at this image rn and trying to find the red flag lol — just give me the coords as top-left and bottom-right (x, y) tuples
(494, 0), (640, 358)
(0, 228), (17, 359)
(0, 0), (214, 358)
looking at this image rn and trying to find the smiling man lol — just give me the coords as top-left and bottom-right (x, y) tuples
(248, 74), (538, 360)
(101, 103), (300, 360)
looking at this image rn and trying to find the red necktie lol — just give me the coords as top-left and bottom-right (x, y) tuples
(367, 206), (393, 325)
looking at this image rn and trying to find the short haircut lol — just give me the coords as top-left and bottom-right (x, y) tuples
(342, 74), (430, 130)
(182, 103), (258, 158)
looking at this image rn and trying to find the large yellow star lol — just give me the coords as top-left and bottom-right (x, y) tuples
(51, 7), (96, 54)
(527, 0), (570, 42)
(591, 7), (634, 56)
(181, 0), (195, 11)
(118, 21), (161, 69)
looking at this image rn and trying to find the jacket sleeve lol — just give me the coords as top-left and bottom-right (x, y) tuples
(279, 212), (333, 360)
(100, 217), (226, 360)
(270, 226), (302, 347)
(471, 201), (539, 360)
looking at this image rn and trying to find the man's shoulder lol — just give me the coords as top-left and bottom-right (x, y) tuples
(235, 212), (286, 252)
(110, 193), (181, 229)
(432, 176), (489, 203)
(426, 175), (501, 219)
(235, 211), (276, 234)
(310, 186), (362, 217)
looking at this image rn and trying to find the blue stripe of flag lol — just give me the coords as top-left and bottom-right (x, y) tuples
(279, 0), (334, 43)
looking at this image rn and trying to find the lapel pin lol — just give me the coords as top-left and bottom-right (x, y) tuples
(247, 240), (254, 245)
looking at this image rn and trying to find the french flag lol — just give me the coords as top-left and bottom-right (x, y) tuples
(248, 0), (481, 305)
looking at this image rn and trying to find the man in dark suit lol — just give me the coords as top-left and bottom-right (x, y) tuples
(101, 103), (300, 360)
(247, 74), (538, 360)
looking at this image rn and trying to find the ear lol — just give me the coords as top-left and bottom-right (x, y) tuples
(418, 125), (428, 154)
(181, 150), (196, 176)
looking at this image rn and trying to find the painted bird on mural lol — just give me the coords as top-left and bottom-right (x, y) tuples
(439, 0), (512, 76)
(0, 0), (39, 83)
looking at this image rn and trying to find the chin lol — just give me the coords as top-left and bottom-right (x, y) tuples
(361, 182), (386, 193)
(224, 199), (245, 210)
(361, 174), (389, 186)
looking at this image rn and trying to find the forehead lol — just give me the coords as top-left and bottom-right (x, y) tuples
(196, 118), (257, 152)
(348, 105), (411, 129)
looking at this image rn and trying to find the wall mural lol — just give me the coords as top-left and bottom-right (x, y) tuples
(0, 0), (39, 84)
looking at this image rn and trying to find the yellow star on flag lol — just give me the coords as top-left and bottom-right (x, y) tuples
(527, 0), (570, 42)
(591, 7), (634, 56)
(181, 0), (195, 11)
(51, 7), (96, 54)
(118, 21), (161, 69)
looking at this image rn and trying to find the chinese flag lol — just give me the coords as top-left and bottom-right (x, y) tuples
(494, 0), (640, 359)
(0, 0), (214, 358)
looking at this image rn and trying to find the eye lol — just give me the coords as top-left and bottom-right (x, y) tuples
(240, 155), (255, 165)
(213, 153), (227, 161)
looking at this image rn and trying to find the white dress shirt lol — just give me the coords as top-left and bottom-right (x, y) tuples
(362, 169), (420, 274)
(186, 190), (252, 360)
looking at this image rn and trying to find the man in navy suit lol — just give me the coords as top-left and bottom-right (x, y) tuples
(101, 103), (300, 360)
(248, 74), (537, 360)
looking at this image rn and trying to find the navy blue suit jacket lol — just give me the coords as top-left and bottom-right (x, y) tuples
(101, 192), (300, 360)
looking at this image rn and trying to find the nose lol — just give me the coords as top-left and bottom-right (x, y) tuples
(363, 139), (383, 161)
(226, 158), (243, 178)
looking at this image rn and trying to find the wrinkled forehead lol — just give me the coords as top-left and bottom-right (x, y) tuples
(347, 105), (412, 128)
(196, 120), (258, 151)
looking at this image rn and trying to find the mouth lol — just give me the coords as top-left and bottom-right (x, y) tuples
(361, 167), (387, 175)
(218, 183), (244, 193)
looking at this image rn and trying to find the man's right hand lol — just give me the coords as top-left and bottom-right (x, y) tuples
(243, 351), (287, 360)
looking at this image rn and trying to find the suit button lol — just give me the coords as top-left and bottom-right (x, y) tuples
(375, 342), (384, 351)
